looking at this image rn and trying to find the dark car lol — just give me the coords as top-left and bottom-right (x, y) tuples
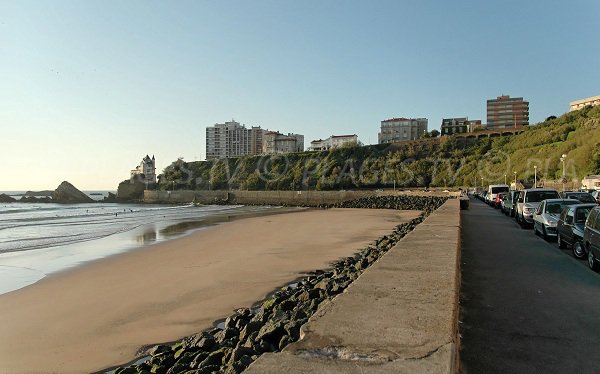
(560, 191), (597, 204)
(557, 204), (597, 259)
(583, 206), (600, 271)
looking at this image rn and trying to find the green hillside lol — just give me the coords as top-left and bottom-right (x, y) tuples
(157, 105), (600, 191)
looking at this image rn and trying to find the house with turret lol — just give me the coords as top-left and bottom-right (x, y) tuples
(130, 155), (156, 184)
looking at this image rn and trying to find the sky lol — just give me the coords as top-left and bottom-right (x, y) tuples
(1, 0), (599, 190)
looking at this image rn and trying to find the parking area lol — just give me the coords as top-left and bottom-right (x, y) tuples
(459, 198), (600, 374)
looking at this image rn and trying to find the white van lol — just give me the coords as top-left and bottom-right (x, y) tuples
(486, 184), (510, 205)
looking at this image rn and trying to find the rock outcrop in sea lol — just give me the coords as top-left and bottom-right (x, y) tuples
(0, 193), (16, 203)
(52, 181), (94, 204)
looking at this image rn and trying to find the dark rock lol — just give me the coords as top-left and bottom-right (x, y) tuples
(198, 349), (225, 368)
(239, 320), (263, 342)
(52, 181), (94, 203)
(256, 320), (286, 348)
(0, 193), (16, 203)
(231, 345), (255, 362)
(190, 352), (209, 369)
(149, 344), (172, 357)
(114, 366), (137, 374)
(187, 333), (216, 351)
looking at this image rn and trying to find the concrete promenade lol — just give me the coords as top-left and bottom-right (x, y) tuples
(245, 199), (460, 373)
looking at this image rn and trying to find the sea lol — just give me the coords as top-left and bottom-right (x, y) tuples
(0, 191), (281, 295)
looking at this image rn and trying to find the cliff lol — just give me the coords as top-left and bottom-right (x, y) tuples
(52, 181), (94, 204)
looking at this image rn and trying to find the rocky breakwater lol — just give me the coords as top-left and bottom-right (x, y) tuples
(110, 195), (449, 374)
(332, 194), (450, 214)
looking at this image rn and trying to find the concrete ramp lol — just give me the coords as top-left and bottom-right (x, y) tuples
(246, 199), (460, 373)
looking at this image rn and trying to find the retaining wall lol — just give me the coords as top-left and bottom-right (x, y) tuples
(245, 199), (461, 373)
(143, 190), (458, 205)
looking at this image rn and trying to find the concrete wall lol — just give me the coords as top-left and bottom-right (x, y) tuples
(143, 189), (459, 205)
(246, 199), (461, 373)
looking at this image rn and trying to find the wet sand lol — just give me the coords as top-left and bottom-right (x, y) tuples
(0, 208), (420, 373)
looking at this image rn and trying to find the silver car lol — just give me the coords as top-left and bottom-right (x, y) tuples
(533, 199), (579, 239)
(516, 188), (560, 227)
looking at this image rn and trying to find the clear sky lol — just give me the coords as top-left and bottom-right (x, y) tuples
(1, 0), (599, 190)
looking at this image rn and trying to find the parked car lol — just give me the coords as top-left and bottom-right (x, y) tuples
(591, 190), (600, 203)
(500, 193), (511, 215)
(515, 188), (560, 227)
(533, 199), (579, 239)
(583, 206), (600, 271)
(486, 184), (509, 205)
(502, 190), (520, 217)
(557, 203), (597, 259)
(560, 191), (597, 204)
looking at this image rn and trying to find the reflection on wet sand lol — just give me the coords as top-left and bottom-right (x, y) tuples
(136, 225), (157, 245)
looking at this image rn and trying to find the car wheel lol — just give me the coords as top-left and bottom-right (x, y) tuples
(534, 224), (539, 235)
(573, 241), (586, 259)
(557, 234), (566, 249)
(588, 250), (600, 272)
(542, 226), (548, 240)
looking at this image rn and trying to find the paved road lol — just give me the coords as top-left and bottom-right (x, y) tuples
(460, 198), (600, 374)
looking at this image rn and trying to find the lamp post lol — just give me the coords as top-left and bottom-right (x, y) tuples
(504, 174), (507, 185)
(534, 165), (537, 188)
(560, 154), (567, 192)
(481, 177), (483, 188)
(513, 171), (517, 187)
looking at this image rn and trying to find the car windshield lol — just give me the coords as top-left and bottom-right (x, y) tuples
(568, 193), (596, 203)
(526, 191), (559, 202)
(575, 207), (593, 223)
(545, 201), (577, 214)
(492, 187), (509, 194)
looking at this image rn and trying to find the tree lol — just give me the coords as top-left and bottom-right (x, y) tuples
(545, 115), (557, 121)
(430, 129), (440, 138)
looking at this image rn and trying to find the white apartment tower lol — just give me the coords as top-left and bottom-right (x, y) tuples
(205, 120), (265, 160)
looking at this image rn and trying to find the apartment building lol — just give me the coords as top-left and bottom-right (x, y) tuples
(205, 120), (265, 160)
(487, 95), (529, 129)
(440, 118), (483, 135)
(570, 95), (600, 111)
(378, 117), (428, 143)
(309, 134), (358, 151)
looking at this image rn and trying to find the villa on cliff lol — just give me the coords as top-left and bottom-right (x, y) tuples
(309, 134), (359, 151)
(131, 155), (157, 184)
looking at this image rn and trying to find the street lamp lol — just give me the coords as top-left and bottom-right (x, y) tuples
(560, 154), (567, 192)
(534, 165), (537, 188)
(513, 171), (517, 187)
(504, 174), (507, 185)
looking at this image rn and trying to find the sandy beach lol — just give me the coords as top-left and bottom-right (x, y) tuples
(0, 208), (420, 373)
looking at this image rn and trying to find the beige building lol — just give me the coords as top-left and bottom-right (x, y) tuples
(378, 117), (428, 143)
(487, 95), (529, 129)
(130, 155), (156, 184)
(205, 120), (265, 160)
(581, 175), (600, 190)
(310, 134), (359, 151)
(570, 95), (600, 111)
(262, 132), (304, 154)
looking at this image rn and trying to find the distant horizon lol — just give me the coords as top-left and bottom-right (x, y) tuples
(2, 1), (599, 190)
